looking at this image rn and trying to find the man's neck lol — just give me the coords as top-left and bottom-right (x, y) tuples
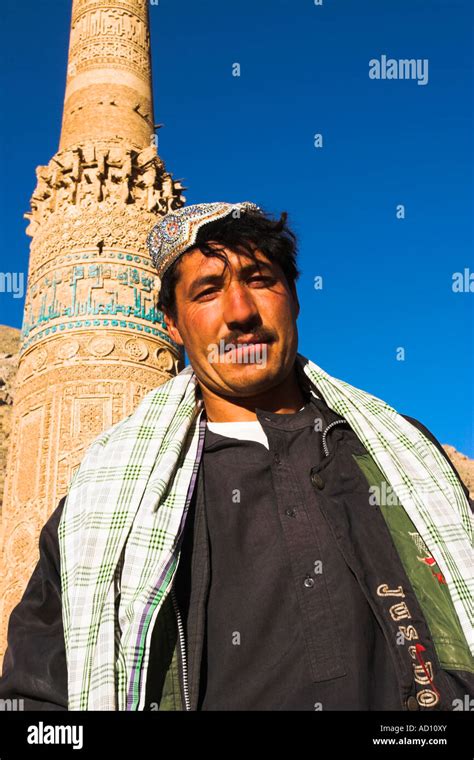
(198, 365), (306, 423)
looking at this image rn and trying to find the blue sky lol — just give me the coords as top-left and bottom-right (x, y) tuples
(0, 0), (472, 453)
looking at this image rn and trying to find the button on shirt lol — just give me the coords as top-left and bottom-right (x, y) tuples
(193, 398), (401, 710)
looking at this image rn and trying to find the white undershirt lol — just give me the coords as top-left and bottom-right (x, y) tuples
(206, 405), (307, 450)
(206, 420), (270, 448)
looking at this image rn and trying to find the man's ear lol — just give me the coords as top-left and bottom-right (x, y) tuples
(162, 310), (184, 346)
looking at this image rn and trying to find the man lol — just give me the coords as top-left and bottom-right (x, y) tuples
(1, 201), (473, 712)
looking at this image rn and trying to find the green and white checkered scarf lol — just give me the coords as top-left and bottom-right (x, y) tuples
(58, 353), (473, 710)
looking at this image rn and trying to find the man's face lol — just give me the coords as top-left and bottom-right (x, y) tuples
(163, 244), (300, 398)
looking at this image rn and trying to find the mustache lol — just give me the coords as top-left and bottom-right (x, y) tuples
(221, 328), (277, 345)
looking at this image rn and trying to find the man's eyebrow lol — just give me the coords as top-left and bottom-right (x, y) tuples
(188, 260), (274, 297)
(239, 260), (273, 276)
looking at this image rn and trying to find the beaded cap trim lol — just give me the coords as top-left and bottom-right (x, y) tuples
(146, 201), (260, 278)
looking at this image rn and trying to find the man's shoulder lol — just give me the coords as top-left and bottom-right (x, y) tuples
(401, 414), (444, 452)
(40, 495), (68, 549)
(401, 414), (473, 510)
(83, 367), (194, 451)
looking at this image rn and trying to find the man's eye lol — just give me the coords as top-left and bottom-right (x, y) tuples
(249, 276), (275, 285)
(196, 287), (218, 299)
(196, 276), (274, 299)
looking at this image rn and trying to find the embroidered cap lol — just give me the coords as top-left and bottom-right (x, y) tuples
(147, 201), (261, 278)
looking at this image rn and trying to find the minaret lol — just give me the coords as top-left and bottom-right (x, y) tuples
(0, 0), (186, 658)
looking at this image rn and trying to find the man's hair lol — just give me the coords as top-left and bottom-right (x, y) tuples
(157, 207), (300, 320)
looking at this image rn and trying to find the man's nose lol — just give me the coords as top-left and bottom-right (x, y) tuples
(221, 282), (260, 326)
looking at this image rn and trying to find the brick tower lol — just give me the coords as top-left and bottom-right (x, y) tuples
(0, 0), (186, 659)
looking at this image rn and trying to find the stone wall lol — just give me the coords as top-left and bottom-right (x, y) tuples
(0, 326), (21, 516)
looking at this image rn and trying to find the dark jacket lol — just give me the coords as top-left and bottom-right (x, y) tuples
(0, 406), (472, 711)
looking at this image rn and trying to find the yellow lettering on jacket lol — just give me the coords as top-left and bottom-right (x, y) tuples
(389, 602), (411, 621)
(417, 689), (439, 708)
(399, 625), (419, 641)
(413, 661), (434, 685)
(377, 584), (405, 597)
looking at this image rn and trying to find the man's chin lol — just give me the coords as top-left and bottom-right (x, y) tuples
(212, 362), (282, 396)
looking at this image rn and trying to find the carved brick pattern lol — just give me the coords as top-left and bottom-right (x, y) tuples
(14, 351), (181, 401)
(70, 8), (150, 49)
(72, 1), (148, 26)
(25, 142), (185, 238)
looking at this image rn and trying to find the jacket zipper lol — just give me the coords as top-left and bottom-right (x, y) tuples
(322, 419), (347, 457)
(171, 584), (191, 711)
